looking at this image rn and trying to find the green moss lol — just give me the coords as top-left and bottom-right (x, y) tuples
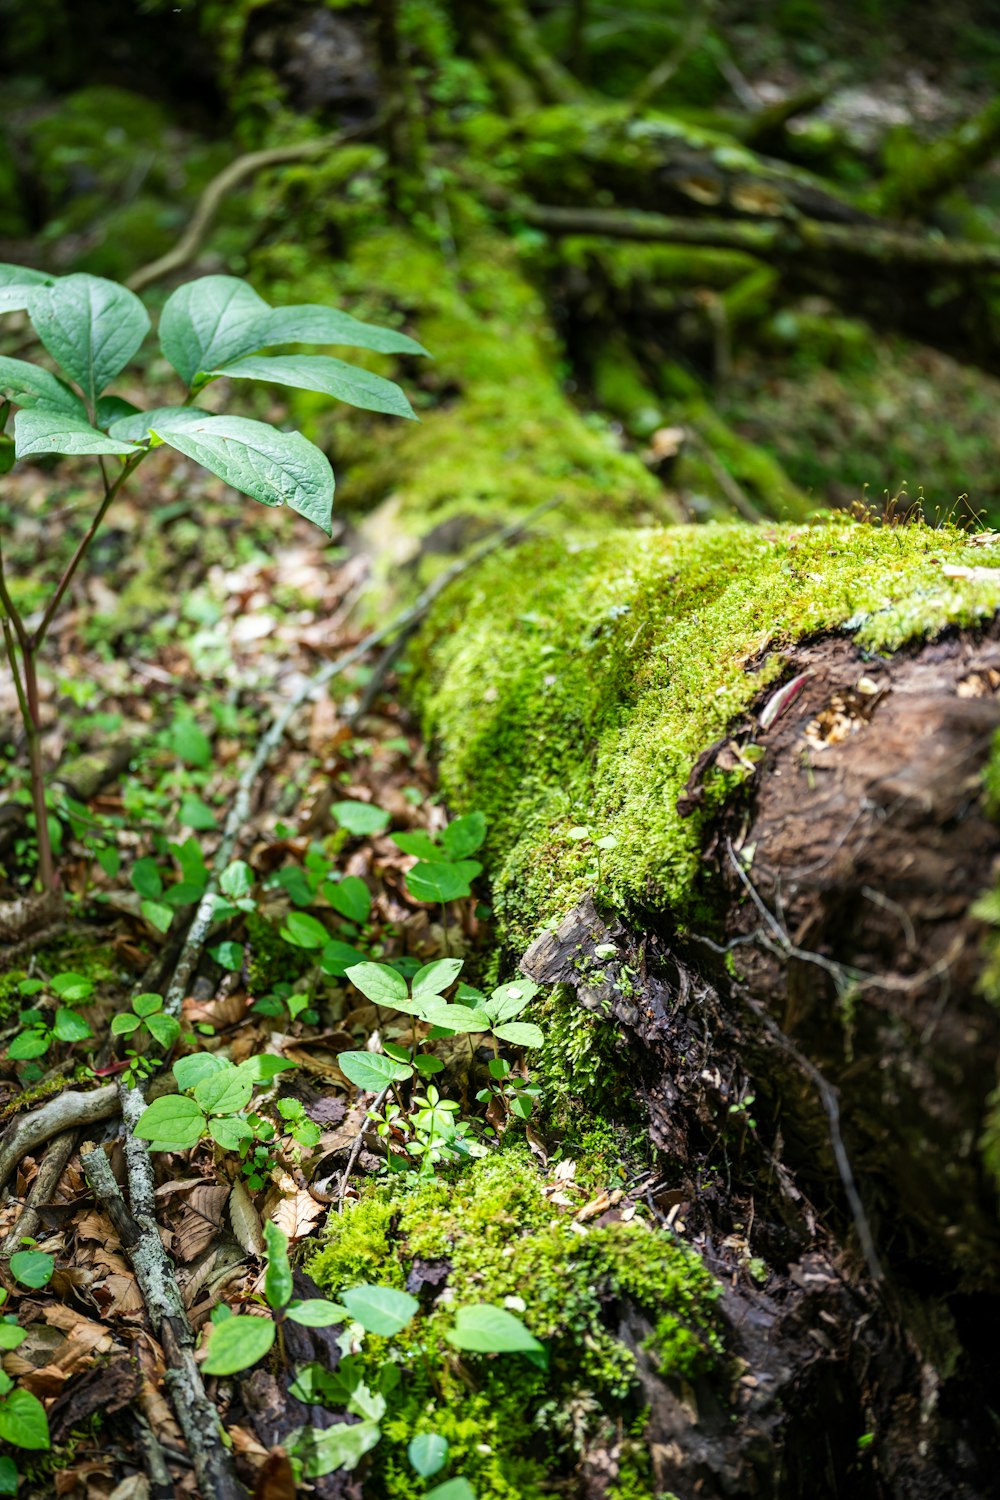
(0, 969), (28, 1021)
(309, 1145), (722, 1499)
(416, 518), (1000, 948)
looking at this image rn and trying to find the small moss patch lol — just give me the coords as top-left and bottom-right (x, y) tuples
(309, 1145), (722, 1499)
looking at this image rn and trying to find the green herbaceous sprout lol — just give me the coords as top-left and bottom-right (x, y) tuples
(200, 1219), (537, 1491)
(0, 262), (426, 892)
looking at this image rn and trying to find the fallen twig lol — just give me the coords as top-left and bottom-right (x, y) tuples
(81, 1143), (246, 1500)
(0, 1085), (118, 1190)
(339, 1086), (389, 1207)
(0, 1127), (76, 1253)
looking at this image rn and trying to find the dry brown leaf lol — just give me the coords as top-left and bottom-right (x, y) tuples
(173, 1184), (230, 1263)
(229, 1178), (265, 1256)
(269, 1188), (325, 1243)
(183, 991), (248, 1030)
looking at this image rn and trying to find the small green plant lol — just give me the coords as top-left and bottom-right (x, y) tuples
(110, 992), (180, 1073)
(7, 972), (94, 1068)
(0, 262), (424, 891)
(201, 1221), (538, 1492)
(133, 1052), (296, 1153)
(0, 1288), (50, 1493)
(393, 812), (487, 905)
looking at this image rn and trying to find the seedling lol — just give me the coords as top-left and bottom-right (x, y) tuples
(0, 262), (424, 891)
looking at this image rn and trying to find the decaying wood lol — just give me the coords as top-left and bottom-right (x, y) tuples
(81, 1143), (247, 1500)
(0, 1126), (76, 1253)
(0, 1085), (118, 1189)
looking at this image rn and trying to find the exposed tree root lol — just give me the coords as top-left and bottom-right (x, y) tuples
(0, 1084), (118, 1189)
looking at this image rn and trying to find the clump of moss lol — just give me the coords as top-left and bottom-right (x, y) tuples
(244, 913), (310, 994)
(416, 517), (1000, 947)
(309, 1144), (723, 1499)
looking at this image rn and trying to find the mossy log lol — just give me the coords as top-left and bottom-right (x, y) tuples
(408, 519), (1000, 1498)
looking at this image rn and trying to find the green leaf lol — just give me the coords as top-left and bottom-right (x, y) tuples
(130, 857), (163, 900)
(152, 414), (334, 536)
(220, 860), (254, 900)
(134, 1094), (206, 1151)
(171, 836), (208, 888)
(412, 958), (464, 999)
(146, 1013), (182, 1050)
(424, 1481), (476, 1500)
(0, 262), (54, 315)
(262, 1221), (292, 1310)
(340, 1283), (419, 1337)
(485, 980), (538, 1024)
(8, 1031), (49, 1061)
(492, 1021), (544, 1049)
(338, 1051), (412, 1092)
(279, 911), (328, 950)
(159, 275), (271, 387)
(14, 407), (141, 459)
(169, 717), (212, 768)
(178, 793), (217, 831)
(95, 394), (140, 429)
(27, 273), (150, 406)
(201, 1314), (276, 1376)
(261, 303), (429, 358)
(237, 1055), (297, 1083)
(345, 962), (407, 1007)
(207, 1115), (253, 1150)
(0, 1455), (16, 1495)
(0, 1388), (50, 1450)
(0, 356), (87, 418)
(319, 940), (369, 978)
(331, 801), (390, 836)
(108, 404), (210, 444)
(323, 875), (371, 924)
(141, 899), (174, 935)
(52, 1009), (92, 1043)
(133, 993), (163, 1018)
(193, 1069), (253, 1116)
(209, 941), (244, 971)
(406, 861), (480, 904)
(9, 1250), (54, 1289)
(420, 1002), (490, 1035)
(0, 1326), (25, 1352)
(441, 812), (487, 860)
(52, 971), (95, 1002)
(392, 830), (440, 860)
(285, 1299), (347, 1327)
(294, 1418), (381, 1479)
(173, 1052), (231, 1092)
(408, 1432), (448, 1479)
(446, 1304), (543, 1356)
(111, 1012), (141, 1040)
(212, 354), (416, 421)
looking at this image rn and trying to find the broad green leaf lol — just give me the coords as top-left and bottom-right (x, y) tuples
(52, 972), (94, 1000)
(14, 407), (141, 459)
(280, 911), (329, 950)
(220, 860), (254, 900)
(285, 1299), (347, 1327)
(8, 1031), (49, 1061)
(485, 980), (539, 1024)
(169, 717), (212, 767)
(420, 1002), (490, 1035)
(0, 262), (54, 315)
(408, 1432), (448, 1479)
(108, 405), (209, 444)
(208, 1115), (253, 1150)
(193, 1069), (253, 1116)
(237, 1055), (297, 1083)
(338, 1050), (412, 1092)
(151, 414), (334, 536)
(28, 273), (150, 407)
(141, 898), (174, 934)
(406, 860), (480, 904)
(425, 1481), (476, 1500)
(201, 1314), (276, 1376)
(178, 793), (216, 831)
(95, 394), (140, 429)
(133, 993), (163, 1018)
(263, 1221), (293, 1311)
(0, 356), (86, 418)
(412, 958), (464, 999)
(331, 801), (390, 836)
(146, 1013), (182, 1050)
(492, 1021), (544, 1049)
(173, 1052), (231, 1092)
(9, 1250), (54, 1289)
(209, 940), (244, 970)
(134, 1094), (206, 1150)
(0, 1455), (15, 1495)
(319, 940), (369, 977)
(340, 1283), (419, 1336)
(159, 275), (271, 387)
(0, 1326), (25, 1352)
(294, 1418), (381, 1479)
(130, 857), (163, 900)
(323, 875), (371, 924)
(446, 1304), (543, 1356)
(211, 354), (416, 421)
(52, 1009), (92, 1043)
(171, 836), (208, 887)
(345, 962), (407, 1007)
(0, 1388), (50, 1450)
(392, 830), (439, 860)
(441, 812), (487, 860)
(261, 303), (429, 358)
